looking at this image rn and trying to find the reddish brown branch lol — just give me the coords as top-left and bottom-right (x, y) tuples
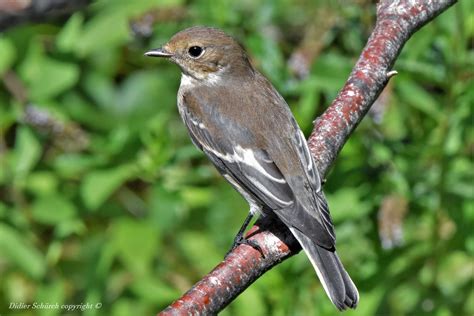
(307, 0), (457, 172)
(159, 0), (457, 314)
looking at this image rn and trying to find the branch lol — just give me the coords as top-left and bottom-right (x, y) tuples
(159, 0), (457, 314)
(307, 0), (456, 172)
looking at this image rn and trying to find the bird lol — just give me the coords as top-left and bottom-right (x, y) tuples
(145, 26), (359, 310)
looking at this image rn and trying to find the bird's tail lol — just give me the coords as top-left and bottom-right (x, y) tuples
(290, 227), (359, 311)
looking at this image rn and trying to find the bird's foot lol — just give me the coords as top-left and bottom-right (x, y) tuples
(225, 234), (265, 259)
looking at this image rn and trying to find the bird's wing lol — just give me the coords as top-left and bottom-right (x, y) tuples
(283, 123), (336, 245)
(180, 93), (335, 249)
(179, 103), (294, 210)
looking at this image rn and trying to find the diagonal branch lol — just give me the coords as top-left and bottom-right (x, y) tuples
(159, 0), (457, 314)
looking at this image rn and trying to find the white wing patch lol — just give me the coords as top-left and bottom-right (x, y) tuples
(246, 175), (293, 207)
(202, 145), (286, 184)
(299, 130), (313, 171)
(296, 129), (320, 190)
(202, 144), (294, 208)
(235, 146), (286, 184)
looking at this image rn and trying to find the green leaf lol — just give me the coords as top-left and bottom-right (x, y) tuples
(25, 171), (59, 196)
(55, 219), (86, 238)
(81, 71), (116, 110)
(110, 299), (149, 316)
(18, 41), (80, 100)
(396, 77), (443, 121)
(327, 188), (372, 222)
(382, 98), (407, 140)
(110, 218), (160, 274)
(246, 33), (285, 85)
(130, 275), (180, 305)
(445, 102), (470, 155)
(115, 70), (175, 118)
(149, 185), (186, 234)
(177, 232), (221, 274)
(32, 195), (77, 225)
(390, 283), (420, 312)
(0, 223), (46, 279)
(0, 37), (16, 75)
(56, 13), (84, 53)
(180, 187), (213, 208)
(81, 165), (136, 210)
(77, 13), (129, 57)
(446, 157), (473, 199)
(312, 54), (353, 92)
(36, 281), (65, 316)
(231, 286), (266, 316)
(294, 79), (321, 131)
(53, 154), (103, 178)
(14, 127), (42, 181)
(0, 202), (7, 219)
(437, 251), (474, 295)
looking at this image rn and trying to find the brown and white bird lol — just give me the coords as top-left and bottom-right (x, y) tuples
(146, 26), (359, 310)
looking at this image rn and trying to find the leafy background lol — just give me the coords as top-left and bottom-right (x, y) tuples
(0, 0), (472, 315)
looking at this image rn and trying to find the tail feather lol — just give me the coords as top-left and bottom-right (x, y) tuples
(290, 228), (359, 310)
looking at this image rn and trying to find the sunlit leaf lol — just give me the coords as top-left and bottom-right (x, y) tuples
(177, 232), (221, 274)
(77, 13), (129, 57)
(19, 41), (79, 100)
(81, 165), (136, 210)
(0, 224), (46, 279)
(32, 195), (77, 225)
(437, 251), (474, 295)
(56, 13), (84, 53)
(327, 188), (372, 222)
(13, 127), (42, 181)
(0, 37), (15, 75)
(396, 78), (442, 121)
(109, 218), (160, 274)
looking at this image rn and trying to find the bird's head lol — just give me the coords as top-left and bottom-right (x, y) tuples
(145, 26), (253, 83)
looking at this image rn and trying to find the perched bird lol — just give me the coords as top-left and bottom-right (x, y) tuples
(146, 26), (358, 310)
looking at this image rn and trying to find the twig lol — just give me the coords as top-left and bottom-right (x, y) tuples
(159, 0), (457, 314)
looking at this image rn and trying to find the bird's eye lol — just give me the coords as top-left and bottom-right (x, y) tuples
(188, 46), (204, 58)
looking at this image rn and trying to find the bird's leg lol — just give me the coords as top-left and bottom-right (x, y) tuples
(231, 211), (254, 246)
(225, 211), (265, 258)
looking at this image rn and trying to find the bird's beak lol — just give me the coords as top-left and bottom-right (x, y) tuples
(144, 47), (173, 58)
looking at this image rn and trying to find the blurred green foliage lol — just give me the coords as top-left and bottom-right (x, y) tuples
(0, 0), (473, 315)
